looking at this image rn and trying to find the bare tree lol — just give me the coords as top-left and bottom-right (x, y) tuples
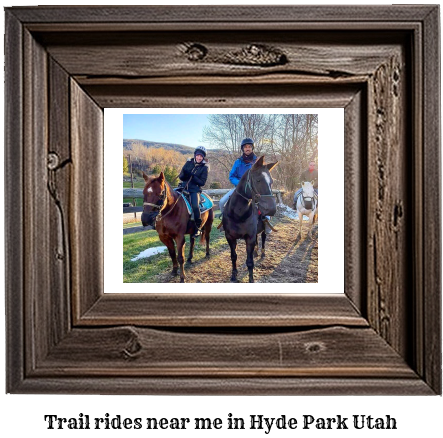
(202, 114), (277, 174)
(201, 113), (318, 193)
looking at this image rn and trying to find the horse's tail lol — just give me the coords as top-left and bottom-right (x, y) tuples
(200, 208), (214, 244)
(200, 233), (206, 244)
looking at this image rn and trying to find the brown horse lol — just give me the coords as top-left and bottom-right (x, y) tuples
(140, 171), (214, 283)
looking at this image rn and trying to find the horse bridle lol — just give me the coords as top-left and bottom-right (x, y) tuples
(236, 169), (274, 208)
(143, 184), (180, 222)
(300, 185), (316, 209)
(143, 184), (166, 209)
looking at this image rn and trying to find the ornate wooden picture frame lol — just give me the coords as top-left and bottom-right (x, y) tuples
(5, 6), (440, 394)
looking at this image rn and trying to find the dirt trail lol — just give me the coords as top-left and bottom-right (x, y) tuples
(153, 214), (318, 283)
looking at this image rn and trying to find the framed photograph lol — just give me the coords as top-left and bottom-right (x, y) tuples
(109, 108), (342, 288)
(5, 5), (440, 394)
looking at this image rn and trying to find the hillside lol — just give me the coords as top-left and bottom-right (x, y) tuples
(123, 139), (195, 155)
(123, 139), (232, 187)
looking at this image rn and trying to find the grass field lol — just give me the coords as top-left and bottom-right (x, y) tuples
(123, 197), (144, 207)
(123, 221), (144, 228)
(123, 213), (223, 283)
(123, 179), (145, 188)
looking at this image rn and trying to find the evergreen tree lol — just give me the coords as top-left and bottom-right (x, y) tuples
(164, 165), (179, 184)
(151, 164), (162, 175)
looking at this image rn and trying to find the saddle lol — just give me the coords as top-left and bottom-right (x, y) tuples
(174, 188), (214, 219)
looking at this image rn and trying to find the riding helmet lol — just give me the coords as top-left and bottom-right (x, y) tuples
(241, 137), (254, 151)
(194, 146), (207, 158)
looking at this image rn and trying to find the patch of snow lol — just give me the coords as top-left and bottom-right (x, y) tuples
(131, 246), (167, 261)
(276, 203), (310, 221)
(277, 203), (298, 219)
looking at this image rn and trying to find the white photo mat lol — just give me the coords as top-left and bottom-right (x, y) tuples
(104, 108), (344, 293)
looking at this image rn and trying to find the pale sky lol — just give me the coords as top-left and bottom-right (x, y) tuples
(123, 114), (212, 148)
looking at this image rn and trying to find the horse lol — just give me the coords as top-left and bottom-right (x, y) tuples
(140, 171), (214, 283)
(293, 181), (318, 239)
(222, 156), (278, 283)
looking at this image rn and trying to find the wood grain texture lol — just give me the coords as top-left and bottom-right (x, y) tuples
(8, 5), (436, 23)
(80, 295), (366, 327)
(13, 377), (435, 396)
(344, 90), (366, 313)
(4, 5), (440, 395)
(411, 22), (425, 381)
(366, 51), (409, 357)
(4, 10), (24, 392)
(37, 326), (415, 378)
(23, 29), (50, 372)
(70, 80), (104, 320)
(41, 33), (400, 79)
(82, 83), (362, 109)
(48, 57), (72, 347)
(422, 6), (442, 394)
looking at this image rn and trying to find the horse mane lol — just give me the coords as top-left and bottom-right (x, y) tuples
(161, 178), (176, 200)
(144, 175), (160, 186)
(145, 174), (171, 188)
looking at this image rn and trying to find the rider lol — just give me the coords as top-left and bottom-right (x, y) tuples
(293, 160), (318, 206)
(178, 146), (209, 238)
(219, 137), (257, 215)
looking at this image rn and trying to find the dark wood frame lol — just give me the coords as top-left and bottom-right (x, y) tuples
(5, 6), (440, 394)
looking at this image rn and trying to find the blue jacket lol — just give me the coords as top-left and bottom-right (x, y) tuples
(229, 154), (257, 186)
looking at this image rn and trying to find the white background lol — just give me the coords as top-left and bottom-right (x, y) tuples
(1, 1), (442, 437)
(106, 108), (343, 292)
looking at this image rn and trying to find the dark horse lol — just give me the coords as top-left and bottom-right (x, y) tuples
(140, 171), (214, 283)
(222, 156), (278, 283)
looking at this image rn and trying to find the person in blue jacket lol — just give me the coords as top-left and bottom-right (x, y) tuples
(219, 138), (257, 215)
(218, 138), (273, 234)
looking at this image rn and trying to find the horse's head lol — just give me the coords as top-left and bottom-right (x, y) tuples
(140, 171), (166, 227)
(248, 156), (279, 216)
(301, 181), (315, 198)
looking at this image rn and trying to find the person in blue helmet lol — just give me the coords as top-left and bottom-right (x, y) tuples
(219, 138), (257, 215)
(218, 138), (273, 234)
(178, 146), (209, 238)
